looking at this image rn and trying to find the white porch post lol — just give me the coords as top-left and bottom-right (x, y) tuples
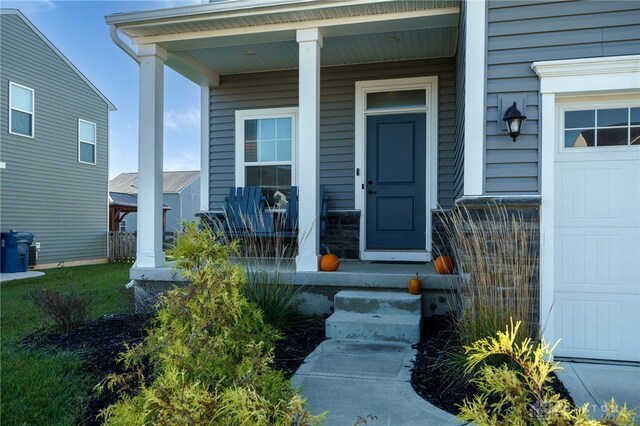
(200, 85), (210, 211)
(296, 28), (322, 272)
(136, 44), (166, 268)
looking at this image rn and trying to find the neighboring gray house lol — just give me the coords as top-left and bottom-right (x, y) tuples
(107, 1), (640, 362)
(0, 9), (115, 268)
(109, 171), (200, 233)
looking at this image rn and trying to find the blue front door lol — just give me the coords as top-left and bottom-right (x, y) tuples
(366, 113), (426, 250)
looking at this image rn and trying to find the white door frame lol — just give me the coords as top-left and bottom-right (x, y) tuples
(354, 76), (438, 261)
(533, 55), (640, 359)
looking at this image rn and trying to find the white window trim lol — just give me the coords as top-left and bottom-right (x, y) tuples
(78, 119), (97, 165)
(354, 76), (438, 262)
(119, 220), (128, 232)
(532, 55), (640, 360)
(8, 81), (35, 138)
(234, 107), (298, 189)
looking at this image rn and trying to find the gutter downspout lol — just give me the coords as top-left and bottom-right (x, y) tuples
(111, 24), (137, 288)
(110, 25), (139, 63)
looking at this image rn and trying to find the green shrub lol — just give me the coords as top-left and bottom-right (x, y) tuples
(98, 223), (322, 425)
(458, 320), (637, 426)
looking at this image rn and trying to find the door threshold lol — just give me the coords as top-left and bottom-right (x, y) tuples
(361, 251), (431, 262)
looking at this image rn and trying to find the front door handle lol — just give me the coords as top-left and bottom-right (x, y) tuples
(367, 189), (377, 194)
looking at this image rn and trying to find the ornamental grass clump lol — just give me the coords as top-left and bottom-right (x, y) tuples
(443, 204), (539, 347)
(211, 207), (304, 331)
(98, 223), (322, 425)
(458, 320), (637, 426)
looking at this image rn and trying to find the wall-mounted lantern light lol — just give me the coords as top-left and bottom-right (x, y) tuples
(503, 101), (527, 142)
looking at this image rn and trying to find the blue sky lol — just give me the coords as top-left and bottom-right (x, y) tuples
(4, 0), (203, 178)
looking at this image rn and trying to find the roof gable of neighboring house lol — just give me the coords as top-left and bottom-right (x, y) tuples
(109, 171), (200, 194)
(109, 192), (171, 210)
(0, 9), (116, 111)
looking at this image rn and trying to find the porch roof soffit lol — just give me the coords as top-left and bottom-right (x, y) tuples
(107, 0), (459, 80)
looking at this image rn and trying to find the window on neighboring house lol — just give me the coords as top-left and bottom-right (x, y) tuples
(78, 119), (96, 164)
(119, 220), (127, 232)
(235, 108), (297, 207)
(564, 106), (640, 148)
(9, 82), (34, 137)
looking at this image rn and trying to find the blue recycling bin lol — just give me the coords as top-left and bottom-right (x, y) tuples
(1, 231), (34, 273)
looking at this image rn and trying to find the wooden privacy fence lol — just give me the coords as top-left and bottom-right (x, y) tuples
(109, 231), (179, 262)
(109, 231), (136, 262)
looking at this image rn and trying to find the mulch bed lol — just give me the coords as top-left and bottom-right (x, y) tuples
(21, 312), (575, 424)
(411, 315), (575, 416)
(20, 313), (327, 425)
(21, 314), (151, 426)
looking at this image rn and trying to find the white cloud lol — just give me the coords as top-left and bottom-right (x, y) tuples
(164, 107), (200, 130)
(164, 150), (199, 172)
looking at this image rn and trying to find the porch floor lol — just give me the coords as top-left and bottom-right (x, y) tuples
(244, 259), (458, 290)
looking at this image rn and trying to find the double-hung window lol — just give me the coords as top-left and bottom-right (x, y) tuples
(78, 119), (97, 164)
(9, 82), (34, 137)
(235, 107), (297, 207)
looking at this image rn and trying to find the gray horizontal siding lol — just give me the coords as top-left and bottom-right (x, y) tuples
(209, 57), (457, 210)
(453, 0), (466, 201)
(0, 14), (109, 264)
(485, 0), (640, 194)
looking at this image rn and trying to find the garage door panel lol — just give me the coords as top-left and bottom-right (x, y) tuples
(556, 161), (639, 228)
(555, 292), (638, 361)
(555, 227), (638, 294)
(554, 144), (639, 361)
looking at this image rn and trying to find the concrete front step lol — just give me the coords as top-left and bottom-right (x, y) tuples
(326, 311), (422, 344)
(334, 290), (422, 315)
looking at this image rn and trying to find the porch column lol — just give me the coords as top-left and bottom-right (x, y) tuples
(136, 44), (166, 268)
(296, 28), (323, 272)
(200, 86), (210, 211)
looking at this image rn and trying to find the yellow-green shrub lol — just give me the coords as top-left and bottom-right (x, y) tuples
(98, 223), (322, 425)
(458, 320), (637, 426)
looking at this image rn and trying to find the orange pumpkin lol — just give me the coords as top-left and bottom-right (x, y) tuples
(319, 253), (340, 272)
(434, 255), (454, 275)
(408, 273), (421, 295)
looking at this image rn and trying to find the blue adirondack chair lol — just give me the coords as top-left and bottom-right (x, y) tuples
(276, 185), (329, 237)
(223, 186), (274, 236)
(199, 185), (329, 239)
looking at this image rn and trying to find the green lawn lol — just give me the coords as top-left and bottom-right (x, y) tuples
(1, 263), (134, 425)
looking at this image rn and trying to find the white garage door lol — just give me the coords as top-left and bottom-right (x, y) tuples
(554, 104), (640, 362)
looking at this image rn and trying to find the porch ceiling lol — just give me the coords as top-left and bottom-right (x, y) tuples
(187, 26), (458, 74)
(107, 0), (459, 81)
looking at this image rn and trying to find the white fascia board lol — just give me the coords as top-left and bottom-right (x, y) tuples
(107, 0), (402, 26)
(1, 9), (116, 111)
(128, 8), (458, 46)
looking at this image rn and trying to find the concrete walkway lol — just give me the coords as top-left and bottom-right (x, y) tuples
(293, 340), (462, 425)
(0, 270), (44, 283)
(557, 362), (640, 414)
